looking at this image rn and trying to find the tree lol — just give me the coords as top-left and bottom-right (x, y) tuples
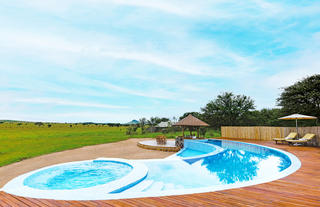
(201, 92), (255, 127)
(179, 112), (202, 120)
(277, 74), (320, 119)
(244, 108), (283, 126)
(147, 117), (158, 126)
(147, 117), (168, 126)
(159, 117), (170, 122)
(139, 118), (147, 134)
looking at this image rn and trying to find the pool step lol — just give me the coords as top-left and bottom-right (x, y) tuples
(124, 180), (185, 193)
(175, 184), (184, 189)
(163, 183), (175, 190)
(123, 180), (154, 193)
(144, 181), (164, 192)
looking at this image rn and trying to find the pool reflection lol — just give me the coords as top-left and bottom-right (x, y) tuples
(195, 147), (290, 184)
(199, 149), (261, 184)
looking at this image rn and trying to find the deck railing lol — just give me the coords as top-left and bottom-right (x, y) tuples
(221, 126), (320, 146)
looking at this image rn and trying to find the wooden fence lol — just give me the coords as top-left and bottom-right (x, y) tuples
(221, 126), (320, 146)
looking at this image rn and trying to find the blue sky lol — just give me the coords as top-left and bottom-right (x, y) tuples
(1, 0), (320, 123)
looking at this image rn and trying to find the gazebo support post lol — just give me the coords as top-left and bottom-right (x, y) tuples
(296, 119), (298, 138)
(197, 127), (200, 138)
(182, 126), (185, 138)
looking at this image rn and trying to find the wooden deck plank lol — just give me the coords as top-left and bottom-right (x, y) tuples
(0, 192), (42, 207)
(0, 192), (14, 207)
(99, 200), (136, 207)
(1, 140), (319, 206)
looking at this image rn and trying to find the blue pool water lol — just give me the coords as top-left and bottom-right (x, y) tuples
(23, 160), (132, 190)
(177, 149), (206, 157)
(140, 140), (292, 191)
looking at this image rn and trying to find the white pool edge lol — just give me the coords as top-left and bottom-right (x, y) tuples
(2, 158), (148, 200)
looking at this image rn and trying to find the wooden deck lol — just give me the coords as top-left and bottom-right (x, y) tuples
(1, 140), (320, 206)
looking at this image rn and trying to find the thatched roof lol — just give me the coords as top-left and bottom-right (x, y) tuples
(173, 114), (209, 127)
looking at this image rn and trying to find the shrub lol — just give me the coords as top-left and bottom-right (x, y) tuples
(161, 128), (169, 134)
(34, 122), (43, 127)
(200, 127), (207, 137)
(126, 126), (138, 135)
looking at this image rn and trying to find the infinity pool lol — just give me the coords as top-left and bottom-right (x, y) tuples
(2, 139), (300, 200)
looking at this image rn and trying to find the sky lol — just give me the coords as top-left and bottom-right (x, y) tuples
(1, 0), (320, 123)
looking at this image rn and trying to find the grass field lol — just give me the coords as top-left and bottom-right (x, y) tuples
(0, 122), (220, 167)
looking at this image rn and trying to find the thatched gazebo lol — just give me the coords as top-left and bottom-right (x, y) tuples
(173, 114), (209, 138)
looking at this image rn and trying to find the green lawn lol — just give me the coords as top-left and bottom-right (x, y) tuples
(0, 122), (220, 167)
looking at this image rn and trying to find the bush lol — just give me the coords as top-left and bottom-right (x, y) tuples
(126, 126), (138, 135)
(161, 128), (169, 134)
(170, 126), (179, 133)
(126, 127), (133, 135)
(34, 122), (43, 127)
(200, 127), (207, 137)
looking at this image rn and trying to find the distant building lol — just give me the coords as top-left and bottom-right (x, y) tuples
(156, 121), (171, 128)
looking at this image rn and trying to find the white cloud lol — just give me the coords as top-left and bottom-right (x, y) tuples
(1, 0), (320, 123)
(0, 111), (138, 123)
(15, 0), (289, 19)
(0, 26), (255, 78)
(265, 50), (320, 89)
(15, 98), (128, 109)
(266, 67), (320, 90)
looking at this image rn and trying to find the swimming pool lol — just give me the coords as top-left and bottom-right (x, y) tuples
(24, 160), (133, 190)
(2, 139), (300, 200)
(2, 158), (148, 200)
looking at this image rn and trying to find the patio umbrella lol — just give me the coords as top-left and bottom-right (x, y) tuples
(279, 114), (317, 137)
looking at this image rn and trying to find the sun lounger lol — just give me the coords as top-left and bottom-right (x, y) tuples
(273, 132), (297, 144)
(287, 133), (316, 146)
